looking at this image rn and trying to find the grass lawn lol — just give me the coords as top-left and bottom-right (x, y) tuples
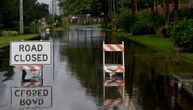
(127, 35), (193, 61)
(0, 34), (37, 48)
(128, 35), (173, 52)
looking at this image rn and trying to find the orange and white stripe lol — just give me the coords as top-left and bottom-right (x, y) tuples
(104, 99), (125, 107)
(104, 80), (125, 87)
(20, 65), (43, 71)
(20, 81), (43, 87)
(103, 44), (124, 52)
(103, 65), (125, 73)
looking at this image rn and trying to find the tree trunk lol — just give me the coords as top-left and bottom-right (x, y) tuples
(131, 0), (136, 16)
(150, 0), (154, 12)
(189, 0), (193, 8)
(155, 0), (158, 13)
(174, 0), (179, 23)
(163, 0), (169, 28)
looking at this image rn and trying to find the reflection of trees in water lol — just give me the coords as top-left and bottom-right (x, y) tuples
(126, 40), (193, 110)
(61, 46), (103, 105)
(0, 47), (14, 81)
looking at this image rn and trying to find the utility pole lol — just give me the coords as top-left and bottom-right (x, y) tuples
(52, 0), (56, 21)
(19, 0), (24, 34)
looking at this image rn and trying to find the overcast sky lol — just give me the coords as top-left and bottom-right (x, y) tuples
(38, 0), (51, 4)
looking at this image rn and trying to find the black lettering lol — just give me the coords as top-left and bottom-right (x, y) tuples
(20, 99), (25, 106)
(32, 98), (38, 104)
(20, 55), (25, 62)
(37, 54), (42, 61)
(26, 90), (31, 97)
(25, 45), (30, 52)
(32, 90), (37, 97)
(31, 44), (37, 52)
(38, 98), (44, 105)
(15, 90), (20, 97)
(31, 54), (36, 61)
(14, 55), (19, 62)
(38, 45), (43, 51)
(38, 89), (42, 96)
(43, 89), (48, 96)
(26, 99), (31, 105)
(19, 45), (24, 52)
(43, 54), (48, 61)
(21, 90), (25, 97)
(26, 54), (31, 61)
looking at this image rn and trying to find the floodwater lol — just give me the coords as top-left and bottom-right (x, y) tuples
(0, 25), (193, 110)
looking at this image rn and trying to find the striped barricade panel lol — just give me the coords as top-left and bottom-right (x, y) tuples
(104, 80), (125, 87)
(20, 65), (43, 71)
(103, 44), (124, 52)
(20, 81), (43, 87)
(103, 65), (125, 73)
(104, 99), (125, 108)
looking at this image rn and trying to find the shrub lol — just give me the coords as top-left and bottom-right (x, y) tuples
(8, 31), (18, 36)
(24, 26), (35, 34)
(105, 23), (112, 29)
(1, 31), (18, 36)
(156, 25), (172, 38)
(117, 10), (134, 32)
(150, 12), (165, 30)
(132, 12), (155, 35)
(179, 8), (193, 19)
(170, 19), (193, 49)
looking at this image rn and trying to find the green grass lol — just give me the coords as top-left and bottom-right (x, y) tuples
(0, 34), (37, 48)
(128, 35), (173, 52)
(127, 34), (193, 61)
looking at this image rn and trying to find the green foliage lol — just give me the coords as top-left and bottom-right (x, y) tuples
(171, 19), (193, 49)
(179, 8), (193, 19)
(24, 26), (35, 34)
(117, 10), (133, 32)
(59, 0), (91, 15)
(23, 0), (49, 25)
(1, 31), (18, 36)
(0, 0), (19, 28)
(150, 12), (165, 30)
(0, 0), (49, 28)
(131, 12), (164, 35)
(132, 12), (154, 35)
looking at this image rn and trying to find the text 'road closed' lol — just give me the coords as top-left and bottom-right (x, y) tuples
(11, 86), (52, 109)
(10, 41), (51, 65)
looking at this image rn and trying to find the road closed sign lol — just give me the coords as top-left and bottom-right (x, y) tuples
(11, 86), (52, 109)
(10, 41), (51, 65)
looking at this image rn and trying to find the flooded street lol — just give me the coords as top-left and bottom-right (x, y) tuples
(0, 25), (193, 110)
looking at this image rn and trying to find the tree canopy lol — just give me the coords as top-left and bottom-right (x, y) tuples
(0, 0), (49, 29)
(59, 0), (103, 16)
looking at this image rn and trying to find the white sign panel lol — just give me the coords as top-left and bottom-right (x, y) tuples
(11, 86), (52, 109)
(10, 41), (51, 65)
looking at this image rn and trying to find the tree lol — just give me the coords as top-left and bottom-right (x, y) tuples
(59, 0), (92, 15)
(0, 0), (49, 29)
(0, 0), (19, 28)
(173, 0), (179, 23)
(23, 0), (49, 25)
(163, 0), (169, 28)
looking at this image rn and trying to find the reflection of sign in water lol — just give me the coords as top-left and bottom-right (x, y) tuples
(10, 41), (51, 65)
(11, 86), (52, 109)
